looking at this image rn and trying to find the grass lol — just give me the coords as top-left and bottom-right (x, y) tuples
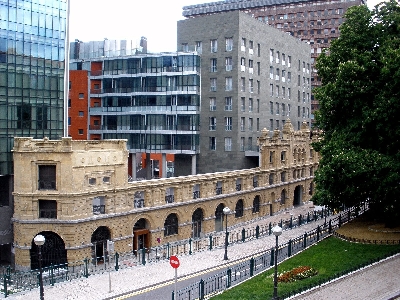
(211, 236), (400, 300)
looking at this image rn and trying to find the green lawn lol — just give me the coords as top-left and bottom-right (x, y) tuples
(212, 237), (400, 300)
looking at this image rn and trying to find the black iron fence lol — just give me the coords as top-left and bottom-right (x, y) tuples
(1, 203), (367, 298)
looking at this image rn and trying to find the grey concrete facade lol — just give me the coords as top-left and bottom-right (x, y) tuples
(177, 11), (311, 174)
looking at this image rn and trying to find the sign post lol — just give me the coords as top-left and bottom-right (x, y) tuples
(170, 255), (180, 299)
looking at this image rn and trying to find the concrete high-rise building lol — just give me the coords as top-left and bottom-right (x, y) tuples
(182, 0), (365, 118)
(0, 0), (68, 265)
(177, 11), (311, 174)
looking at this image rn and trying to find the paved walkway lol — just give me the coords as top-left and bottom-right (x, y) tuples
(3, 203), (400, 299)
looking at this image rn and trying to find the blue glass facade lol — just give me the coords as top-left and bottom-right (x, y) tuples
(0, 0), (67, 175)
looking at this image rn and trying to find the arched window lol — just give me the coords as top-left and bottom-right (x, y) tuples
(235, 199), (244, 218)
(164, 213), (178, 236)
(252, 195), (260, 213)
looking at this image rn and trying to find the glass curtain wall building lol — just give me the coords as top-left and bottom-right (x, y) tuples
(0, 0), (67, 265)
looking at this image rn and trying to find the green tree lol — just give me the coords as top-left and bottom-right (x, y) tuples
(313, 0), (400, 226)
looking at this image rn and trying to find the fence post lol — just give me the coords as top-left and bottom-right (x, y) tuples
(172, 290), (175, 300)
(50, 263), (54, 286)
(199, 279), (205, 300)
(189, 238), (192, 255)
(209, 235), (213, 251)
(167, 242), (170, 258)
(241, 228), (246, 242)
(288, 239), (292, 257)
(3, 275), (7, 298)
(142, 248), (146, 265)
(270, 248), (275, 266)
(256, 225), (260, 239)
(269, 223), (272, 235)
(250, 257), (255, 276)
(84, 257), (89, 278)
(115, 252), (119, 271)
(303, 232), (307, 248)
(317, 226), (320, 241)
(307, 212), (310, 223)
(329, 220), (332, 234)
(227, 268), (232, 288)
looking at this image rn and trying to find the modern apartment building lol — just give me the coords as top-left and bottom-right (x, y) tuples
(69, 40), (201, 179)
(0, 0), (67, 265)
(177, 10), (311, 174)
(182, 0), (365, 116)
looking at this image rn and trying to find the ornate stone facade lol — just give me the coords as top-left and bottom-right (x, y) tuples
(12, 122), (318, 270)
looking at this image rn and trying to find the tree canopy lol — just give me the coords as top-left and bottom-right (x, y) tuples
(312, 0), (400, 226)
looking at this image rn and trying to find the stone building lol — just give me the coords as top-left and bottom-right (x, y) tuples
(12, 122), (318, 270)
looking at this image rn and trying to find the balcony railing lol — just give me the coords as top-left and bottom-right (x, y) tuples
(134, 199), (145, 208)
(216, 187), (223, 195)
(193, 190), (200, 199)
(165, 195), (175, 204)
(93, 205), (105, 214)
(38, 180), (56, 190)
(39, 209), (57, 219)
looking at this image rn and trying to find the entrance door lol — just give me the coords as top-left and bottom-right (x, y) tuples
(215, 203), (225, 232)
(294, 185), (303, 206)
(133, 229), (150, 254)
(192, 208), (203, 238)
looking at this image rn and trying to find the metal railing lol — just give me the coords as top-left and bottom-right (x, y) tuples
(1, 204), (368, 298)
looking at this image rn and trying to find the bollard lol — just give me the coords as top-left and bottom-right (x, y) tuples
(250, 258), (255, 276)
(256, 225), (260, 239)
(227, 268), (232, 288)
(115, 252), (119, 271)
(142, 248), (146, 265)
(288, 239), (292, 257)
(199, 279), (205, 300)
(3, 275), (7, 298)
(303, 232), (307, 248)
(241, 228), (246, 242)
(189, 238), (192, 255)
(269, 222), (272, 235)
(84, 257), (89, 278)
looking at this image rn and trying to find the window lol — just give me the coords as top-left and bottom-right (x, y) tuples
(269, 173), (274, 184)
(270, 49), (274, 62)
(226, 37), (233, 51)
(216, 181), (223, 195)
(270, 84), (274, 97)
(181, 43), (189, 52)
(241, 97), (245, 111)
(225, 117), (232, 131)
(282, 87), (286, 98)
(249, 98), (253, 112)
(92, 196), (105, 214)
(210, 97), (216, 111)
(240, 117), (245, 131)
(225, 57), (232, 71)
(257, 62), (261, 76)
(257, 118), (260, 131)
(193, 184), (201, 199)
(210, 78), (217, 91)
(224, 137), (232, 151)
(287, 71), (291, 82)
(78, 129), (84, 135)
(210, 39), (217, 52)
(225, 77), (232, 91)
(164, 213), (178, 236)
(79, 111), (84, 117)
(288, 56), (291, 67)
(165, 187), (175, 203)
(68, 117), (71, 125)
(241, 77), (246, 92)
(282, 103), (286, 116)
(209, 137), (216, 150)
(195, 41), (202, 53)
(276, 68), (280, 81)
(282, 70), (286, 82)
(249, 59), (253, 73)
(89, 177), (96, 185)
(235, 199), (244, 218)
(276, 102), (280, 114)
(240, 137), (245, 151)
(236, 178), (242, 191)
(248, 118), (253, 131)
(252, 196), (260, 213)
(79, 93), (84, 99)
(210, 58), (217, 72)
(39, 200), (57, 219)
(270, 66), (274, 79)
(249, 79), (254, 93)
(38, 165), (56, 190)
(68, 99), (71, 107)
(270, 101), (274, 114)
(257, 99), (260, 113)
(282, 53), (286, 65)
(225, 97), (232, 111)
(241, 38), (246, 51)
(276, 85), (280, 98)
(276, 51), (280, 64)
(134, 191), (145, 208)
(209, 117), (216, 130)
(241, 57), (246, 71)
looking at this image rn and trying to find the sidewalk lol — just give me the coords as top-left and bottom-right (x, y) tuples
(4, 203), (400, 299)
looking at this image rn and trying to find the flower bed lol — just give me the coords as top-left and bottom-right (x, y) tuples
(278, 266), (318, 283)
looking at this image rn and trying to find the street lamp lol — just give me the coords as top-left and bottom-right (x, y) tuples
(223, 206), (231, 260)
(34, 234), (45, 300)
(272, 225), (282, 300)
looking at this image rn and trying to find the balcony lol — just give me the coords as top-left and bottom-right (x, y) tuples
(165, 195), (175, 204)
(93, 205), (105, 214)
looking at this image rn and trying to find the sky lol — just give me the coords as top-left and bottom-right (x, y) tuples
(68, 0), (387, 53)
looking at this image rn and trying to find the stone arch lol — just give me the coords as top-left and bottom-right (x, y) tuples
(133, 218), (151, 252)
(30, 231), (67, 270)
(192, 208), (204, 238)
(235, 199), (244, 218)
(164, 213), (179, 237)
(293, 185), (303, 206)
(91, 226), (111, 264)
(215, 203), (226, 232)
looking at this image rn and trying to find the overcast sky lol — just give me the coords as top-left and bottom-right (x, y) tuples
(68, 0), (387, 53)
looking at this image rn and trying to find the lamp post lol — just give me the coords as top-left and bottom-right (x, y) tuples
(223, 206), (231, 260)
(272, 225), (282, 300)
(34, 234), (45, 300)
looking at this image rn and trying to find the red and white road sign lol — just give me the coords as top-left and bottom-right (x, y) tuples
(170, 255), (180, 269)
